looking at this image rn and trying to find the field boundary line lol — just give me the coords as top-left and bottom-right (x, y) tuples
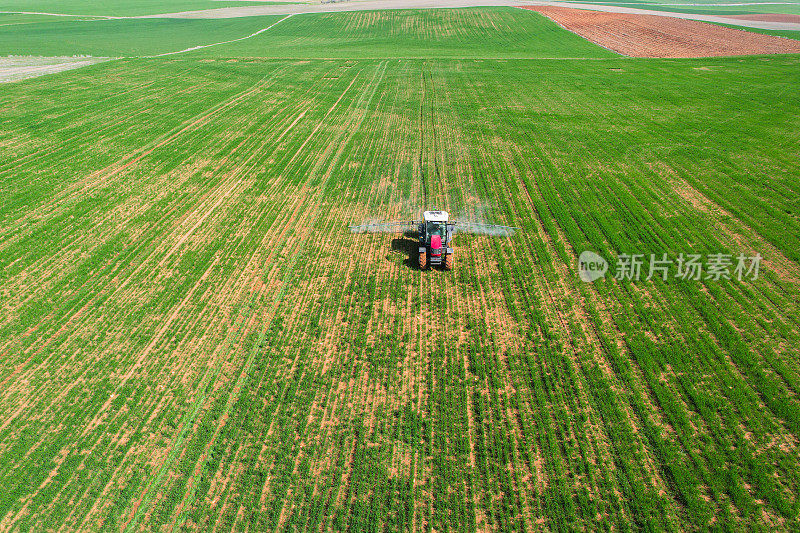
(520, 6), (625, 56)
(163, 56), (622, 60)
(142, 13), (295, 58)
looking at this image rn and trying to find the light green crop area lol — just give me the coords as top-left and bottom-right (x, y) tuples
(0, 8), (618, 58)
(0, 0), (286, 17)
(0, 16), (285, 56)
(186, 8), (619, 58)
(1, 6), (800, 532)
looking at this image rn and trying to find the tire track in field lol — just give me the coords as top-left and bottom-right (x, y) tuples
(74, 186), (307, 530)
(82, 104), (306, 439)
(432, 66), (538, 529)
(81, 255), (221, 437)
(239, 72), (409, 531)
(245, 63), (390, 528)
(167, 188), (314, 531)
(57, 69), (320, 440)
(454, 72), (677, 526)
(144, 14), (295, 58)
(0, 65), (293, 388)
(0, 64), (332, 524)
(418, 62), (533, 528)
(121, 63), (385, 532)
(268, 62), (391, 530)
(8, 174), (244, 527)
(155, 129), (336, 531)
(190, 62), (387, 530)
(449, 66), (607, 527)
(0, 64), (291, 255)
(2, 262), (217, 526)
(513, 163), (684, 524)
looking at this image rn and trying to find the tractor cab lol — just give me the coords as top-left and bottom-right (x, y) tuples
(418, 210), (454, 270)
(427, 220), (445, 238)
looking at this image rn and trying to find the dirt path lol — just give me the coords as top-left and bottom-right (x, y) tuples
(0, 57), (110, 83)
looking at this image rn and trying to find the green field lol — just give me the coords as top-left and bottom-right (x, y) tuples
(185, 9), (618, 59)
(0, 15), (286, 57)
(0, 9), (618, 58)
(0, 12), (101, 25)
(2, 6), (800, 532)
(0, 0), (288, 17)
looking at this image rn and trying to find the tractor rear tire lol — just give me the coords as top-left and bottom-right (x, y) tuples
(444, 253), (453, 271)
(418, 251), (427, 270)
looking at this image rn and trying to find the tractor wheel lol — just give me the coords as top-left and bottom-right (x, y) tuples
(444, 253), (453, 271)
(418, 251), (427, 270)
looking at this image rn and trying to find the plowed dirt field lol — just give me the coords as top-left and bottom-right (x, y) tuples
(523, 6), (800, 57)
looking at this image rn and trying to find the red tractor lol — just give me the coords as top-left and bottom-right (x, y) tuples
(350, 208), (517, 271)
(417, 209), (454, 270)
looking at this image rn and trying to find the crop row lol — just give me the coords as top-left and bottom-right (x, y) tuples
(0, 54), (799, 532)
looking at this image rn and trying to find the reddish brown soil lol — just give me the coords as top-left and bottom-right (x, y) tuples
(725, 13), (800, 23)
(523, 6), (800, 58)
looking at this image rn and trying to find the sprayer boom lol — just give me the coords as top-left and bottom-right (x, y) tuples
(349, 210), (519, 271)
(348, 220), (420, 234)
(349, 221), (518, 236)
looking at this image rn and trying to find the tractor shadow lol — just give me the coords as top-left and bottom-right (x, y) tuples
(390, 233), (419, 270)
